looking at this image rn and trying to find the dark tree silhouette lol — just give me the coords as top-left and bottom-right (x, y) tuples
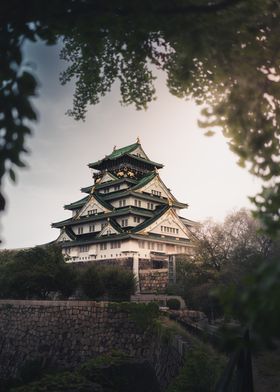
(1, 0), (280, 233)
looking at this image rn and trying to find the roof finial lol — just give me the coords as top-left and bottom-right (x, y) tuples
(113, 145), (117, 151)
(136, 136), (140, 144)
(168, 198), (173, 207)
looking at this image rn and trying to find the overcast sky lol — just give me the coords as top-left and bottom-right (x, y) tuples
(1, 41), (262, 249)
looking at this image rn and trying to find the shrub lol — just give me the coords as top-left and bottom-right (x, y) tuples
(11, 371), (102, 392)
(100, 267), (136, 301)
(167, 343), (225, 392)
(79, 265), (105, 299)
(167, 298), (181, 310)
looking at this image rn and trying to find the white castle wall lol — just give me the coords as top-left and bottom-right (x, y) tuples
(110, 196), (160, 210)
(98, 182), (129, 193)
(63, 237), (191, 263)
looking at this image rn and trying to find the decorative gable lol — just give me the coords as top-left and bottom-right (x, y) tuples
(56, 229), (74, 242)
(96, 171), (117, 185)
(130, 145), (149, 160)
(137, 208), (190, 240)
(77, 195), (111, 218)
(97, 221), (120, 237)
(135, 174), (177, 202)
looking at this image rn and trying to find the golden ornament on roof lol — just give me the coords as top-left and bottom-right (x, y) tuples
(117, 171), (124, 177)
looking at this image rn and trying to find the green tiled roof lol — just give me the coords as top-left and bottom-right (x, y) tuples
(80, 185), (94, 194)
(89, 142), (139, 167)
(107, 218), (123, 233)
(88, 142), (163, 169)
(102, 189), (188, 208)
(52, 216), (73, 228)
(131, 205), (169, 233)
(64, 195), (89, 210)
(108, 143), (139, 159)
(93, 193), (113, 210)
(64, 193), (112, 211)
(52, 207), (154, 228)
(131, 172), (156, 191)
(62, 233), (131, 247)
(130, 233), (190, 245)
(65, 227), (76, 240)
(81, 178), (138, 194)
(61, 232), (190, 248)
(126, 154), (163, 168)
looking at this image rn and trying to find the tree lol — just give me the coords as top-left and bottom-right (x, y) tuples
(173, 210), (275, 318)
(100, 266), (136, 301)
(1, 0), (280, 233)
(79, 265), (135, 300)
(174, 256), (220, 318)
(79, 265), (105, 299)
(0, 245), (77, 299)
(193, 209), (272, 272)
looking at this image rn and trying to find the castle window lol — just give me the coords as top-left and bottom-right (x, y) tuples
(139, 241), (145, 249)
(134, 199), (141, 207)
(161, 226), (178, 235)
(147, 202), (154, 210)
(134, 216), (140, 223)
(157, 243), (164, 251)
(78, 226), (83, 234)
(89, 224), (95, 232)
(111, 241), (121, 249)
(151, 190), (161, 197)
(121, 219), (128, 227)
(103, 187), (110, 193)
(114, 185), (120, 191)
(88, 209), (97, 216)
(119, 199), (126, 207)
(100, 243), (107, 250)
(80, 245), (89, 252)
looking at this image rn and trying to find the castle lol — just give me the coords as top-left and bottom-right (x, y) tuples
(52, 139), (196, 292)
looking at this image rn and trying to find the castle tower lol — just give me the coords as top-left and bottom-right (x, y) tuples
(52, 140), (196, 292)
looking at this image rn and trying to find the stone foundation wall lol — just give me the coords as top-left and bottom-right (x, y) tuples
(139, 269), (169, 293)
(139, 259), (168, 270)
(0, 300), (185, 390)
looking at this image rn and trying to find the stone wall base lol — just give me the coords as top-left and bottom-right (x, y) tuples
(139, 269), (168, 293)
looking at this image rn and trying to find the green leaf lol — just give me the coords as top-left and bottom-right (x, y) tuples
(9, 168), (16, 182)
(204, 130), (215, 137)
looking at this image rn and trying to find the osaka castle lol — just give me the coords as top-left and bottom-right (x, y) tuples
(52, 139), (196, 292)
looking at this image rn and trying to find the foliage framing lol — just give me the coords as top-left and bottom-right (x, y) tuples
(1, 0), (280, 233)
